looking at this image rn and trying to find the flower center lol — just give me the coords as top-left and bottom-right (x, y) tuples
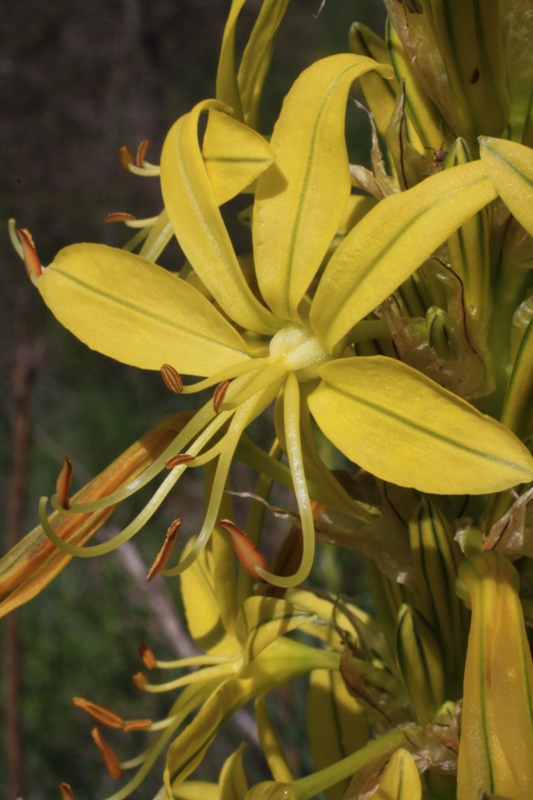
(269, 324), (332, 381)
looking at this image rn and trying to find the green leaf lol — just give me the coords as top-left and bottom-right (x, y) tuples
(253, 53), (393, 322)
(203, 109), (274, 205)
(38, 244), (251, 374)
(160, 99), (280, 335)
(308, 356), (533, 494)
(479, 137), (533, 237)
(311, 160), (498, 351)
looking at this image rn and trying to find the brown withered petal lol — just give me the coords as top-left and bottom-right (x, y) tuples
(91, 727), (123, 780)
(132, 672), (148, 691)
(59, 783), (75, 800)
(213, 380), (230, 412)
(160, 363), (183, 394)
(17, 227), (42, 280)
(56, 457), (73, 510)
(104, 212), (137, 223)
(139, 641), (157, 669)
(123, 719), (153, 732)
(72, 696), (124, 729)
(147, 518), (182, 581)
(119, 145), (134, 170)
(165, 453), (195, 469)
(136, 139), (149, 167)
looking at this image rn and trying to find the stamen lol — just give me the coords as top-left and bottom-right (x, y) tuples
(165, 453), (194, 468)
(213, 380), (230, 412)
(160, 364), (183, 394)
(178, 356), (270, 395)
(8, 219), (24, 258)
(105, 212), (137, 224)
(119, 145), (134, 171)
(127, 164), (161, 177)
(220, 363), (287, 411)
(136, 139), (149, 167)
(147, 518), (182, 581)
(123, 719), (153, 732)
(219, 519), (267, 579)
(59, 783), (75, 800)
(134, 662), (237, 693)
(17, 228), (42, 284)
(91, 727), (123, 780)
(56, 457), (73, 510)
(132, 672), (148, 691)
(72, 697), (124, 729)
(139, 642), (157, 669)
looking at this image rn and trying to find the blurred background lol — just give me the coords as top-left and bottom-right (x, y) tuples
(0, 1), (386, 796)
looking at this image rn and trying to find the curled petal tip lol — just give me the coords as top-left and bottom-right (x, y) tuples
(219, 518), (267, 579)
(16, 227), (42, 283)
(136, 139), (149, 167)
(91, 727), (123, 780)
(146, 518), (182, 581)
(119, 145), (134, 171)
(139, 641), (157, 669)
(72, 696), (124, 729)
(104, 212), (137, 223)
(160, 363), (183, 394)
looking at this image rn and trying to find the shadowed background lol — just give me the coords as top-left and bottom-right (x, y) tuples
(0, 1), (385, 796)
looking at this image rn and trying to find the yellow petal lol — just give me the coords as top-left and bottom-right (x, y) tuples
(479, 137), (533, 237)
(373, 749), (422, 800)
(311, 160), (497, 352)
(308, 356), (533, 494)
(253, 53), (393, 322)
(39, 243), (251, 375)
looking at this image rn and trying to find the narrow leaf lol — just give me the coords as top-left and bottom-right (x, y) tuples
(308, 356), (533, 494)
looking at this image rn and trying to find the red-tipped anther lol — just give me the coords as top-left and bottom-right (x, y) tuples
(160, 363), (183, 394)
(147, 518), (182, 581)
(17, 228), (42, 283)
(218, 519), (267, 580)
(104, 212), (137, 223)
(165, 453), (194, 469)
(213, 380), (230, 413)
(123, 719), (153, 732)
(136, 139), (149, 167)
(56, 456), (73, 510)
(91, 727), (123, 780)
(132, 672), (148, 691)
(59, 784), (75, 800)
(139, 641), (157, 669)
(119, 145), (134, 171)
(72, 697), (124, 729)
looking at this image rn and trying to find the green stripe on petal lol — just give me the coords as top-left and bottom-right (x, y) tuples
(311, 160), (497, 352)
(161, 99), (280, 335)
(479, 136), (533, 237)
(253, 53), (393, 323)
(38, 244), (251, 375)
(308, 356), (533, 495)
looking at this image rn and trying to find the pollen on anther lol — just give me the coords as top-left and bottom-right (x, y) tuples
(147, 518), (182, 581)
(56, 457), (73, 510)
(166, 453), (194, 469)
(139, 641), (158, 669)
(59, 783), (76, 800)
(213, 380), (230, 412)
(105, 212), (137, 224)
(136, 139), (149, 167)
(91, 727), (123, 780)
(72, 697), (124, 729)
(119, 145), (134, 171)
(161, 363), (183, 394)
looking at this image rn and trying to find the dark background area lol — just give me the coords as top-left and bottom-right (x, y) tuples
(0, 1), (386, 797)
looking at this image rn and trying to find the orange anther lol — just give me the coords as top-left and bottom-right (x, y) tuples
(56, 456), (73, 510)
(72, 697), (124, 729)
(91, 727), (123, 780)
(136, 139), (149, 167)
(213, 380), (230, 412)
(17, 228), (42, 282)
(132, 672), (148, 691)
(160, 364), (183, 394)
(165, 453), (194, 469)
(147, 518), (182, 581)
(139, 641), (157, 669)
(104, 212), (137, 223)
(123, 719), (153, 732)
(59, 784), (75, 800)
(119, 145), (134, 171)
(218, 519), (267, 579)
